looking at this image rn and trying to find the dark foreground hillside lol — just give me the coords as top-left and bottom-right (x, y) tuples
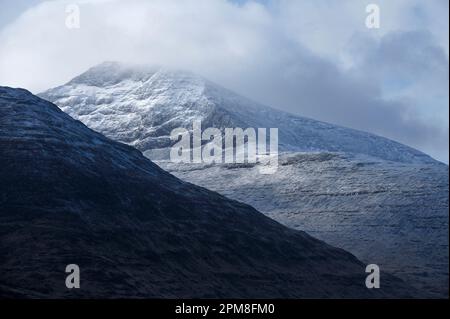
(0, 87), (411, 298)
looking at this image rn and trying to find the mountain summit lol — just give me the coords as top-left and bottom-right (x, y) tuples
(40, 61), (434, 164)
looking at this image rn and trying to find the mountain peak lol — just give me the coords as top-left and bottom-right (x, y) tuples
(40, 63), (435, 164)
(67, 61), (159, 87)
(67, 61), (205, 89)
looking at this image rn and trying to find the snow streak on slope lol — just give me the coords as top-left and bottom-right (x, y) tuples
(40, 62), (435, 164)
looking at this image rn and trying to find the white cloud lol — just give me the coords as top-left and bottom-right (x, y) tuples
(0, 0), (448, 162)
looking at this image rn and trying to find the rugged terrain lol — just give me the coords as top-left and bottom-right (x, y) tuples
(0, 86), (413, 298)
(39, 62), (449, 298)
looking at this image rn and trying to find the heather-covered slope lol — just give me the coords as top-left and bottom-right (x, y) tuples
(0, 86), (412, 298)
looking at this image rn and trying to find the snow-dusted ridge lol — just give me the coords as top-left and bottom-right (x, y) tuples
(40, 61), (436, 164)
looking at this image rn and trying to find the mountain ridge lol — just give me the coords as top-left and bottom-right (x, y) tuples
(35, 63), (448, 297)
(39, 61), (436, 164)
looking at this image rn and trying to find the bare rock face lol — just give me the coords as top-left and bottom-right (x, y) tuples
(0, 86), (413, 298)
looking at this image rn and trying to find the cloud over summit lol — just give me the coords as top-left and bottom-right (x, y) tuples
(0, 0), (448, 162)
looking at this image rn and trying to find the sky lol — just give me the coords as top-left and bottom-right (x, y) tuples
(0, 0), (448, 163)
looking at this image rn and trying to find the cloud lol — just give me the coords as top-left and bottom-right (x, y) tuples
(0, 0), (448, 162)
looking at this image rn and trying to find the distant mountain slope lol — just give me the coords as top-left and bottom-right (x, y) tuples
(40, 61), (435, 164)
(159, 153), (449, 298)
(0, 86), (412, 298)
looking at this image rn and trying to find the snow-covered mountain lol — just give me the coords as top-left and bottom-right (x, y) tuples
(39, 62), (448, 297)
(40, 61), (435, 164)
(1, 86), (415, 298)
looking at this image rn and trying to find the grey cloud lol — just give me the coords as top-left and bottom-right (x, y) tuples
(210, 29), (449, 162)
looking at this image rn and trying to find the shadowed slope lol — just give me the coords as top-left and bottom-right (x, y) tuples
(0, 87), (412, 298)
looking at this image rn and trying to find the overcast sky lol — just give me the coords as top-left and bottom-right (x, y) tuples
(0, 0), (448, 163)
